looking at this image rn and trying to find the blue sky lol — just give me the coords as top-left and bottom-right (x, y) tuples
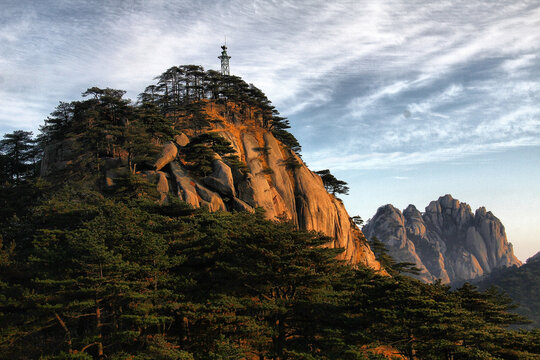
(1, 0), (539, 260)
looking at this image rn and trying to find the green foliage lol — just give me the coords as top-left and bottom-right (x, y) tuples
(0, 130), (38, 184)
(475, 257), (540, 329)
(261, 167), (274, 175)
(181, 133), (247, 177)
(315, 169), (350, 196)
(1, 184), (538, 359)
(284, 154), (302, 170)
(272, 128), (301, 154)
(1, 189), (190, 359)
(174, 208), (349, 358)
(136, 102), (177, 142)
(253, 146), (270, 155)
(38, 87), (174, 182)
(110, 171), (161, 201)
(140, 65), (301, 153)
(351, 215), (364, 227)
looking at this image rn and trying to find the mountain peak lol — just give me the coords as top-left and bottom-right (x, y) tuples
(39, 66), (381, 270)
(364, 195), (521, 283)
(438, 194), (459, 208)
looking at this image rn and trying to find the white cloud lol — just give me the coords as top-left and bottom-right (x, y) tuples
(502, 54), (537, 73)
(347, 75), (435, 118)
(406, 84), (464, 119)
(1, 0), (539, 168)
(306, 136), (540, 171)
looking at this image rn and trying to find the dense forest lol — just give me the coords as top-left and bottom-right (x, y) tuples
(475, 255), (540, 330)
(1, 66), (539, 359)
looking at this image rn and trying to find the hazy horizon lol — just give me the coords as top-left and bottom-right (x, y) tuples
(1, 0), (538, 260)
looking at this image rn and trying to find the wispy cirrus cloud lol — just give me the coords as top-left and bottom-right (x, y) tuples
(307, 135), (540, 171)
(0, 0), (539, 171)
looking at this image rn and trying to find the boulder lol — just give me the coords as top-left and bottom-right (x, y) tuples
(217, 130), (243, 158)
(203, 159), (235, 197)
(203, 176), (234, 197)
(237, 173), (257, 207)
(291, 152), (380, 268)
(156, 171), (169, 193)
(263, 132), (297, 223)
(140, 170), (169, 202)
(154, 142), (178, 171)
(40, 138), (78, 177)
(242, 133), (281, 219)
(156, 171), (169, 203)
(196, 184), (226, 212)
(174, 133), (190, 147)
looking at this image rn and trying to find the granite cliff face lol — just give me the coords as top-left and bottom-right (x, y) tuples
(363, 195), (521, 283)
(41, 101), (380, 270)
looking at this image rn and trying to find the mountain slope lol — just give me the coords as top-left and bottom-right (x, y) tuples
(363, 194), (521, 283)
(475, 251), (540, 328)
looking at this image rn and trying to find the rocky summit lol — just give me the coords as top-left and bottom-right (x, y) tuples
(363, 194), (521, 283)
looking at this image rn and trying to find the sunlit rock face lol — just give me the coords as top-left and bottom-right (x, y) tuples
(363, 195), (521, 283)
(41, 101), (381, 270)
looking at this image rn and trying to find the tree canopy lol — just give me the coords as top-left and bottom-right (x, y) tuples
(138, 65), (301, 153)
(0, 183), (538, 359)
(315, 169), (350, 196)
(0, 130), (38, 184)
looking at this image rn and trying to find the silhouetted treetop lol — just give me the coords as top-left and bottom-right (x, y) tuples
(315, 169), (349, 196)
(139, 65), (300, 152)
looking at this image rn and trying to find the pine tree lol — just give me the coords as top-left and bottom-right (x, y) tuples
(0, 130), (37, 183)
(175, 209), (352, 359)
(0, 190), (191, 359)
(315, 169), (349, 196)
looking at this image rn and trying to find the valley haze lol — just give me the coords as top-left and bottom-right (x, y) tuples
(0, 0), (539, 260)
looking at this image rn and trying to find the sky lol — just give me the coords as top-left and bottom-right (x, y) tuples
(1, 0), (539, 261)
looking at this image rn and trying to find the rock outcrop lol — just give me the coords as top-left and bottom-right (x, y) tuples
(41, 102), (380, 270)
(363, 195), (521, 283)
(154, 142), (178, 171)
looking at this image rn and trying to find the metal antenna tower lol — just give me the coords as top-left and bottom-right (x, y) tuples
(218, 41), (231, 76)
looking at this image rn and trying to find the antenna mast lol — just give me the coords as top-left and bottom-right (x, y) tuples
(218, 40), (231, 76)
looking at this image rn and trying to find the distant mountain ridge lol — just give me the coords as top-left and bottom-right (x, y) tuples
(363, 194), (521, 283)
